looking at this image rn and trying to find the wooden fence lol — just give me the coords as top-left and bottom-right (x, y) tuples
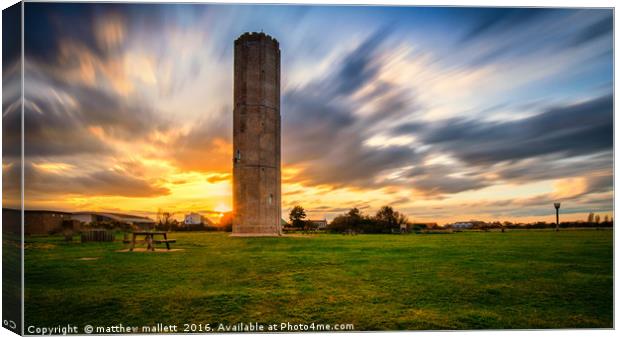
(81, 229), (115, 242)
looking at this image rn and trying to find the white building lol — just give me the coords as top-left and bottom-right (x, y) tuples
(307, 219), (328, 229)
(450, 222), (474, 229)
(184, 212), (203, 225)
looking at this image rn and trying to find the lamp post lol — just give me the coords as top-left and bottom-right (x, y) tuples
(554, 202), (561, 231)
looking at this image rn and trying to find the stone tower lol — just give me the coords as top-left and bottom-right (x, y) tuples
(232, 32), (282, 236)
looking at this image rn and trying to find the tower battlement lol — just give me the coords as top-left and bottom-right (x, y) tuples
(235, 32), (279, 48)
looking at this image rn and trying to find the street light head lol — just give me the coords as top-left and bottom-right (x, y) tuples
(554, 202), (561, 209)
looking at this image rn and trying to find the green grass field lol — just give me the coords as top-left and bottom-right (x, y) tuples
(24, 230), (612, 330)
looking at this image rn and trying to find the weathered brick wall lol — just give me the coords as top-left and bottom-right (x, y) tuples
(25, 212), (71, 235)
(232, 32), (282, 236)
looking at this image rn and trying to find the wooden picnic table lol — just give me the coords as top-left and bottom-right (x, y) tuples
(128, 231), (175, 251)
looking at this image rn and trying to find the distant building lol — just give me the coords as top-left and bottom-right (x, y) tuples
(449, 222), (474, 229)
(24, 210), (73, 235)
(72, 212), (155, 229)
(182, 213), (218, 230)
(307, 219), (328, 230)
(16, 210), (156, 235)
(184, 212), (203, 225)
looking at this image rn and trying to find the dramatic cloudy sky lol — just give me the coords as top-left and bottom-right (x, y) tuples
(3, 3), (613, 224)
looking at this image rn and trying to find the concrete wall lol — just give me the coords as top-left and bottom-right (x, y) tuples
(232, 32), (281, 236)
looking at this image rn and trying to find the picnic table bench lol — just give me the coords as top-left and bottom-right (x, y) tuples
(123, 231), (176, 251)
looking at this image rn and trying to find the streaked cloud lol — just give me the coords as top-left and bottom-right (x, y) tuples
(9, 3), (612, 223)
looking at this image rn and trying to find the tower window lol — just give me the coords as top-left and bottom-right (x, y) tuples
(268, 194), (273, 205)
(234, 150), (241, 163)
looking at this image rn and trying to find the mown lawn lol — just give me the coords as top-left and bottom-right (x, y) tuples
(24, 230), (612, 330)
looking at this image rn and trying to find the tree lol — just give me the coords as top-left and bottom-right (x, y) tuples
(157, 209), (174, 224)
(327, 214), (349, 232)
(595, 214), (601, 224)
(395, 212), (409, 228)
(375, 206), (395, 226)
(156, 208), (176, 231)
(327, 206), (410, 234)
(289, 205), (307, 228)
(327, 208), (366, 233)
(604, 215), (609, 223)
(348, 208), (362, 220)
(374, 206), (408, 233)
(587, 212), (595, 223)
